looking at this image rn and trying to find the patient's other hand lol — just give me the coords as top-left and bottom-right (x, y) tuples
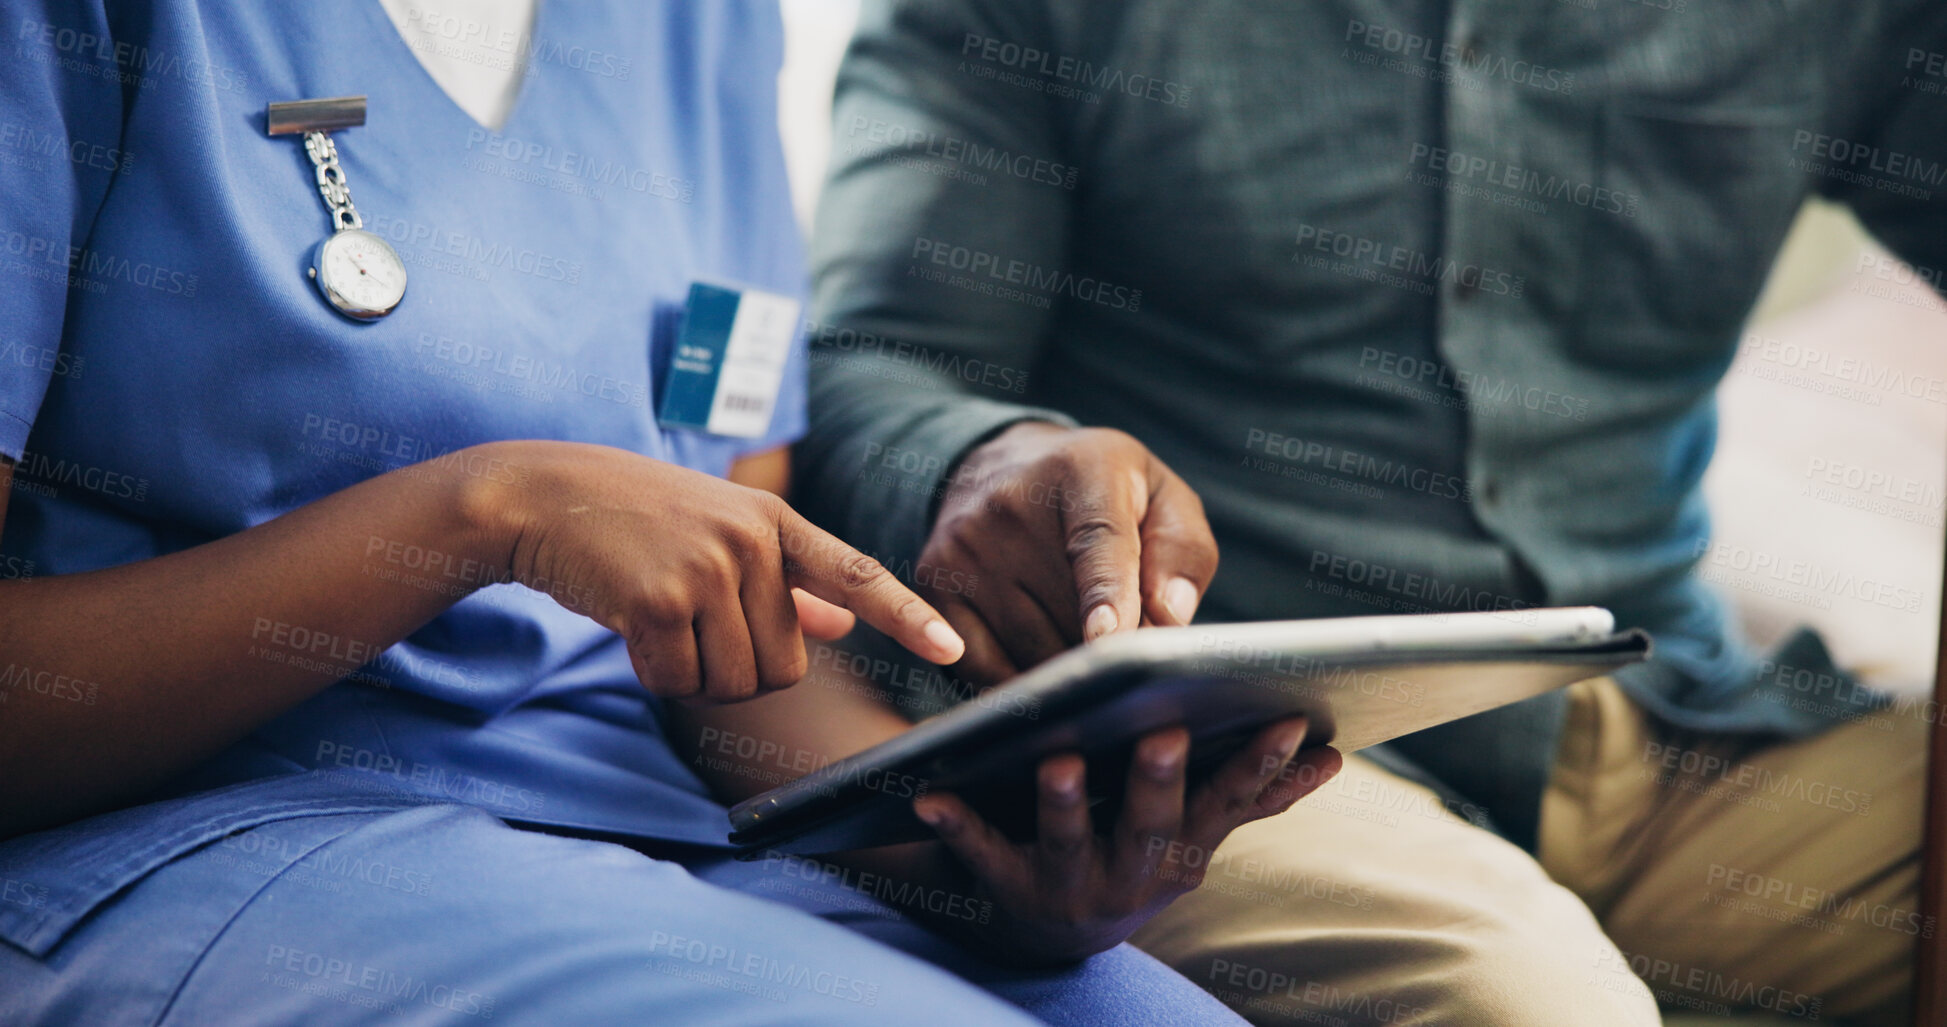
(913, 717), (1341, 966)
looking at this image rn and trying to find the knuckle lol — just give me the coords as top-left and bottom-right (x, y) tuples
(704, 544), (743, 581)
(835, 551), (888, 591)
(968, 496), (1030, 530)
(681, 552), (736, 593)
(776, 521), (821, 568)
(634, 595), (691, 630)
(1042, 833), (1087, 859)
(1078, 584), (1121, 614)
(1037, 441), (1083, 475)
(1064, 516), (1126, 560)
(1214, 793), (1255, 821)
(920, 535), (974, 576)
(1078, 428), (1143, 466)
(1185, 535), (1220, 575)
(1126, 824), (1174, 858)
(932, 505), (994, 544)
(1179, 485), (1210, 522)
(748, 488), (788, 521)
(707, 658), (761, 701)
(889, 594), (928, 629)
(1257, 781), (1296, 808)
(653, 669), (701, 699)
(1081, 425), (1136, 448)
(720, 520), (768, 560)
(1170, 506), (1216, 550)
(929, 506), (979, 539)
(1128, 819), (1170, 845)
(759, 650), (808, 690)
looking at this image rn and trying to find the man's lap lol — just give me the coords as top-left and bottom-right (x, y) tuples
(1132, 674), (1922, 1026)
(1543, 676), (1925, 1024)
(1130, 748), (1662, 1027)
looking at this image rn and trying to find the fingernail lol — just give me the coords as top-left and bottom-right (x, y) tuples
(1164, 577), (1199, 625)
(1273, 719), (1308, 759)
(1085, 604), (1119, 641)
(1050, 766), (1083, 802)
(923, 620), (965, 663)
(1147, 740), (1185, 778)
(914, 802), (953, 832)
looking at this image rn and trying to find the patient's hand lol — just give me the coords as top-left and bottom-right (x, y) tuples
(913, 717), (1340, 966)
(922, 422), (1219, 683)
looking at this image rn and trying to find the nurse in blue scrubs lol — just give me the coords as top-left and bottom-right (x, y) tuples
(0, 3), (1328, 1022)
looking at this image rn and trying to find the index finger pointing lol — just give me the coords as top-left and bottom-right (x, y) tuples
(1066, 465), (1147, 643)
(777, 509), (966, 665)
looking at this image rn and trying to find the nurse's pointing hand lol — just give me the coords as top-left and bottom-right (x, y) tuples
(474, 441), (963, 703)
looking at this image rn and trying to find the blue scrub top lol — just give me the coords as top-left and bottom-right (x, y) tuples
(0, 0), (809, 953)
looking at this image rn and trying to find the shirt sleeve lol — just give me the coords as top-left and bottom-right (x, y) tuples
(0, 1), (126, 461)
(791, 0), (1078, 569)
(1816, 0), (1947, 296)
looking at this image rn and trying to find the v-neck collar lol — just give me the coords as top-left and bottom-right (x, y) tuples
(360, 0), (546, 135)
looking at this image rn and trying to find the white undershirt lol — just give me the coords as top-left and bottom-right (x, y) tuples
(376, 0), (538, 132)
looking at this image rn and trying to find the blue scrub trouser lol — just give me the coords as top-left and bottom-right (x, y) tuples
(0, 804), (1242, 1025)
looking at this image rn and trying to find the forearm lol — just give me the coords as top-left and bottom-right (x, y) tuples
(667, 657), (914, 804)
(0, 446), (511, 838)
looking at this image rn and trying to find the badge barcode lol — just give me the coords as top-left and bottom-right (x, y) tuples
(721, 393), (769, 414)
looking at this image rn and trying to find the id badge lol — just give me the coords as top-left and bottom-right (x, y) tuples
(656, 282), (801, 439)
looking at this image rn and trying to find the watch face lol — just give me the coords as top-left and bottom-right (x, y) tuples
(312, 229), (407, 321)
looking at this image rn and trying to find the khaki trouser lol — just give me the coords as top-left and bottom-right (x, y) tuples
(1131, 678), (1926, 1026)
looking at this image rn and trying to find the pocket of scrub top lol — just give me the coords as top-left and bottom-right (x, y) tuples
(0, 773), (427, 957)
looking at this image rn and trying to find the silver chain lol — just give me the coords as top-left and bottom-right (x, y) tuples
(302, 130), (362, 231)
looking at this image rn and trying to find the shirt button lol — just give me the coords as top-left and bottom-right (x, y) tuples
(1479, 478), (1500, 505)
(1451, 276), (1482, 303)
(1457, 33), (1482, 64)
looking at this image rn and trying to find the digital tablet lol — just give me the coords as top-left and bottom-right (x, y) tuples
(727, 607), (1650, 855)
